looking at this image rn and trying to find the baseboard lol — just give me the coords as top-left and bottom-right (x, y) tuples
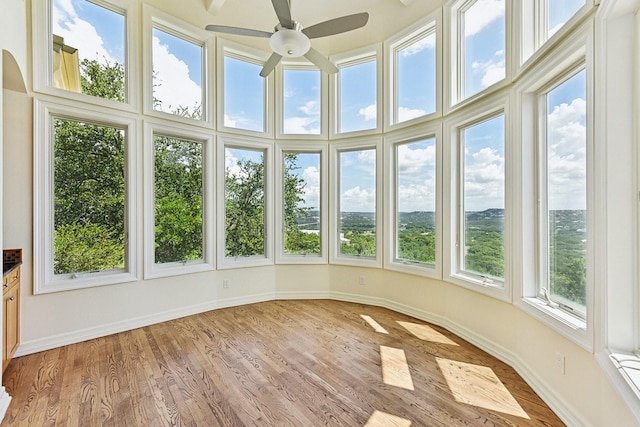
(0, 387), (11, 422)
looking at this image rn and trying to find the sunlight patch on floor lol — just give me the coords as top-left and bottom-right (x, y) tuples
(397, 321), (459, 345)
(436, 357), (530, 419)
(380, 346), (414, 390)
(364, 410), (412, 427)
(361, 315), (389, 334)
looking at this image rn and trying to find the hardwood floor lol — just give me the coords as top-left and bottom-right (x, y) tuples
(1, 300), (564, 426)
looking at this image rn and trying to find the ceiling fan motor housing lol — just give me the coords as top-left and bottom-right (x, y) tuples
(270, 22), (310, 57)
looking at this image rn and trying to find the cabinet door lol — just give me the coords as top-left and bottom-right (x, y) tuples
(4, 284), (19, 370)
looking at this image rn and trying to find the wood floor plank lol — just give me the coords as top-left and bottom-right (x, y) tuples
(2, 300), (565, 426)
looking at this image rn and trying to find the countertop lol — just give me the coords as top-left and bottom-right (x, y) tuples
(3, 261), (22, 277)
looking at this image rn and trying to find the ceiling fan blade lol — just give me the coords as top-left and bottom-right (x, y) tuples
(302, 12), (369, 39)
(304, 48), (338, 74)
(271, 0), (293, 28)
(260, 52), (283, 77)
(205, 25), (272, 38)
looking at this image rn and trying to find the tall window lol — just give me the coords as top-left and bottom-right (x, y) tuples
(282, 152), (322, 256)
(394, 137), (438, 267)
(339, 58), (377, 133)
(540, 68), (587, 316)
(223, 55), (265, 132)
(153, 135), (203, 264)
(51, 0), (125, 101)
(224, 147), (266, 257)
(338, 148), (377, 258)
(53, 117), (127, 276)
(394, 30), (436, 123)
(152, 27), (203, 119)
(283, 68), (321, 134)
(457, 0), (506, 100)
(460, 114), (505, 282)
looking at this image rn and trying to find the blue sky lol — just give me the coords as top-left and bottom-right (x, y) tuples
(53, 0), (586, 214)
(548, 0), (586, 37)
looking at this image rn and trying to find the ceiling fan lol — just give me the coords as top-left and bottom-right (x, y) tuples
(205, 0), (369, 77)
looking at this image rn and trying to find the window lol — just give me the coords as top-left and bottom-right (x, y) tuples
(546, 0), (586, 39)
(282, 68), (321, 135)
(223, 54), (266, 133)
(394, 29), (436, 123)
(332, 141), (382, 266)
(34, 101), (137, 293)
(151, 26), (203, 119)
(386, 127), (441, 277)
(276, 144), (328, 263)
(338, 57), (377, 133)
(539, 67), (587, 317)
(50, 0), (126, 101)
(219, 139), (273, 268)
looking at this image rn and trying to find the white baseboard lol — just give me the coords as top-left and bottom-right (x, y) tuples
(12, 290), (586, 426)
(0, 387), (11, 422)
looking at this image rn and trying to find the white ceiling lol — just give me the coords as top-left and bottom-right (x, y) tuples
(155, 0), (444, 56)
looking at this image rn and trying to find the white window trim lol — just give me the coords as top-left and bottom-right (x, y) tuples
(217, 135), (274, 269)
(329, 138), (383, 268)
(512, 21), (594, 351)
(216, 39), (275, 138)
(142, 121), (215, 279)
(275, 60), (328, 140)
(444, 0), (512, 112)
(32, 0), (139, 112)
(384, 11), (442, 132)
(443, 94), (511, 302)
(275, 142), (328, 264)
(33, 99), (138, 294)
(329, 44), (383, 139)
(142, 5), (214, 128)
(383, 124), (442, 279)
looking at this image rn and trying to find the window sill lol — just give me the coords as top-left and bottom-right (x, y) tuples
(598, 350), (640, 424)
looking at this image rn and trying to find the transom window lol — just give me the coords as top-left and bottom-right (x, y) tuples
(223, 55), (266, 132)
(282, 68), (321, 135)
(338, 58), (377, 133)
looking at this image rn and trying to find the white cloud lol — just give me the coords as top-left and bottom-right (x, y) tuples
(152, 36), (202, 113)
(52, 0), (117, 65)
(299, 101), (319, 116)
(223, 114), (237, 128)
(463, 0), (505, 37)
(358, 150), (376, 165)
(283, 116), (320, 134)
(341, 186), (375, 212)
(471, 50), (505, 89)
(301, 166), (320, 207)
(464, 147), (505, 211)
(397, 143), (436, 175)
(401, 33), (436, 57)
(396, 143), (437, 211)
(398, 107), (426, 122)
(547, 98), (587, 210)
(358, 104), (377, 122)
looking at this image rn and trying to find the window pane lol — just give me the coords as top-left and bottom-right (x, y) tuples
(548, 0), (585, 38)
(283, 69), (320, 134)
(52, 0), (125, 101)
(339, 149), (376, 257)
(462, 115), (505, 279)
(225, 147), (265, 257)
(546, 70), (587, 313)
(396, 32), (436, 123)
(224, 56), (265, 132)
(340, 59), (377, 132)
(283, 152), (321, 255)
(53, 118), (126, 275)
(152, 28), (203, 119)
(396, 139), (437, 264)
(463, 0), (506, 98)
(154, 136), (203, 264)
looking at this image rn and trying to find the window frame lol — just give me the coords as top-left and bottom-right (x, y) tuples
(217, 135), (274, 270)
(216, 39), (275, 138)
(33, 99), (138, 294)
(384, 124), (442, 278)
(329, 44), (383, 139)
(32, 0), (138, 111)
(384, 12), (442, 132)
(513, 21), (594, 350)
(275, 142), (329, 264)
(443, 94), (510, 301)
(143, 122), (215, 279)
(142, 5), (214, 127)
(275, 60), (328, 140)
(330, 138), (383, 268)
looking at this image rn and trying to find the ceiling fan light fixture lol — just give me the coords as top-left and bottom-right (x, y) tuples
(269, 28), (310, 57)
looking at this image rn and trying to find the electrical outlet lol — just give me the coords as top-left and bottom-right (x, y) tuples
(555, 352), (565, 374)
(359, 276), (366, 285)
(223, 279), (230, 288)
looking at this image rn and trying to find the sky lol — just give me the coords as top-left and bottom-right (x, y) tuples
(52, 0), (586, 215)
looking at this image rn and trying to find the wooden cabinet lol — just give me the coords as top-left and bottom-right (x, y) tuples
(3, 249), (21, 373)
